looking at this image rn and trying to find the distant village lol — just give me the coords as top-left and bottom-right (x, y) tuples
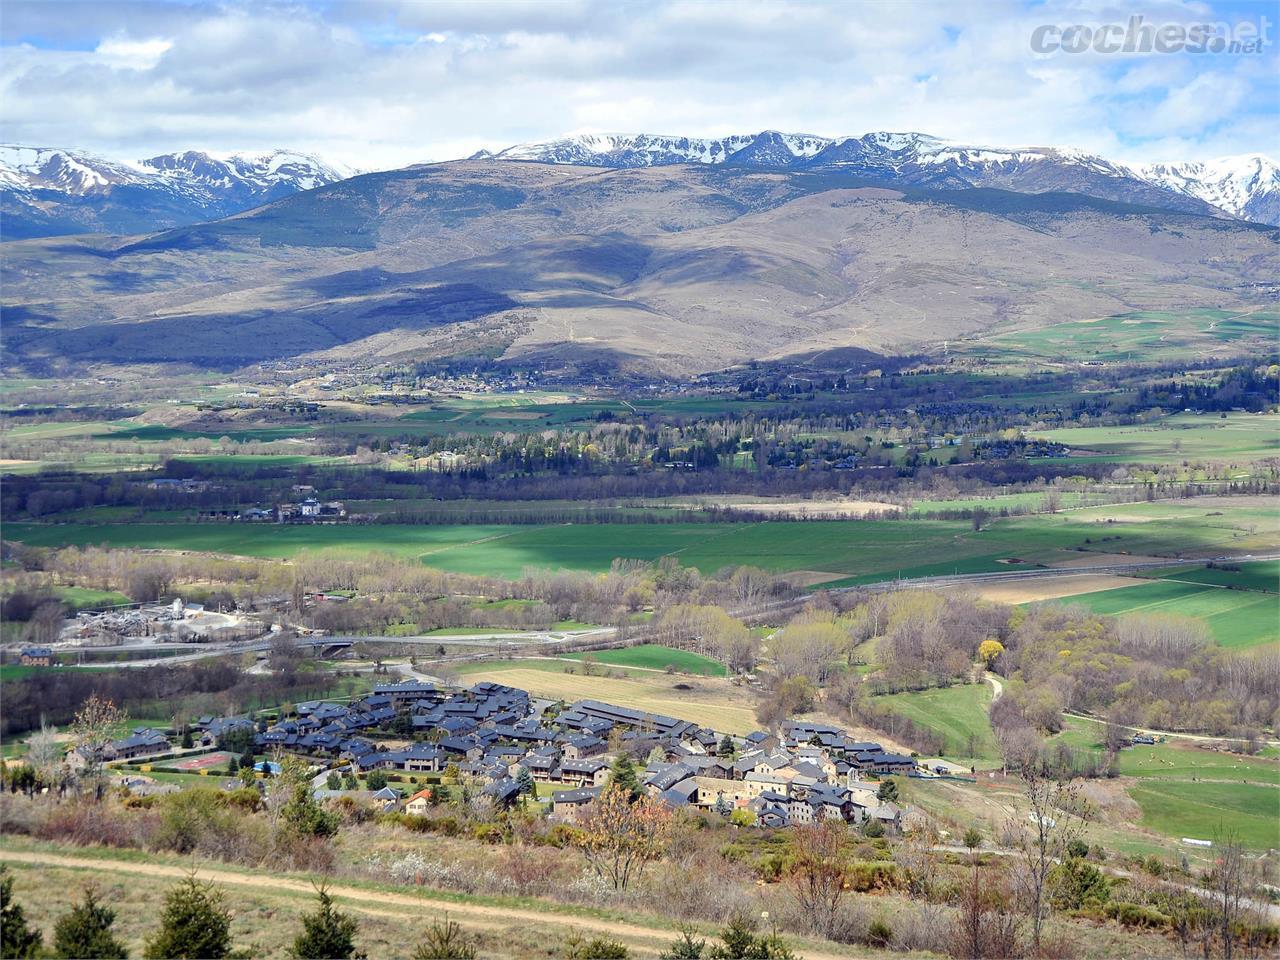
(81, 677), (926, 830)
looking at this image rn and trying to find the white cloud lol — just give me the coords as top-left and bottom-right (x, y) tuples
(0, 0), (1272, 170)
(94, 35), (172, 69)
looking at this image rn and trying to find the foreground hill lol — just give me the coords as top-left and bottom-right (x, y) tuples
(3, 160), (1276, 377)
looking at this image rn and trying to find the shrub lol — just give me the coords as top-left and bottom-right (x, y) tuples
(563, 934), (629, 958)
(412, 914), (476, 959)
(847, 861), (900, 892)
(1104, 902), (1170, 930)
(866, 919), (893, 948)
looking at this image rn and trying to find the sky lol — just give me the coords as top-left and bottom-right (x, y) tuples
(1, 0), (1275, 172)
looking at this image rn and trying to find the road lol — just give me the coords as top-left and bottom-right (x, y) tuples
(1063, 711), (1280, 748)
(72, 627), (613, 669)
(60, 551), (1277, 671)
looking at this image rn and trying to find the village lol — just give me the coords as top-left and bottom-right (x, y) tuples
(78, 676), (918, 831)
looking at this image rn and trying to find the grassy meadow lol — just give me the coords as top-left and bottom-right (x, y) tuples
(871, 683), (999, 763)
(6, 496), (1275, 589)
(1031, 411), (1279, 466)
(1046, 578), (1278, 648)
(970, 308), (1279, 365)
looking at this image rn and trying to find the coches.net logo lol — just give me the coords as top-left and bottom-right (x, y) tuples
(1031, 14), (1271, 55)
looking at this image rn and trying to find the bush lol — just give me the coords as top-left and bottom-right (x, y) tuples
(1104, 902), (1170, 930)
(847, 861), (900, 892)
(866, 919), (893, 948)
(412, 914), (476, 959)
(563, 934), (629, 958)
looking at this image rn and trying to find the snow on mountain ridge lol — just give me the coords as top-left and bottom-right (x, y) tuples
(475, 130), (1276, 222)
(1139, 154), (1280, 222)
(0, 144), (356, 201)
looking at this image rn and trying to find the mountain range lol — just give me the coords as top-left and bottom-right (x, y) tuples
(1, 132), (1277, 244)
(0, 146), (355, 239)
(474, 131), (1280, 225)
(3, 157), (1276, 379)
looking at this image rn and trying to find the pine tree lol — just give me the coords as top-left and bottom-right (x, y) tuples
(281, 783), (340, 838)
(365, 770), (387, 791)
(143, 875), (233, 960)
(876, 778), (899, 804)
(0, 867), (43, 959)
(608, 754), (640, 801)
(515, 767), (534, 796)
(52, 887), (127, 959)
(717, 735), (734, 758)
(326, 771), (342, 791)
(289, 885), (361, 960)
(412, 915), (476, 960)
(180, 728), (194, 749)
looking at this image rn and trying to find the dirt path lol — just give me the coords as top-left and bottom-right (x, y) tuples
(0, 849), (866, 960)
(985, 672), (1004, 702)
(1064, 712), (1280, 747)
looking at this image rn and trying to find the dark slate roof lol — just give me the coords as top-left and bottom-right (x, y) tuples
(645, 763), (694, 792)
(553, 787), (602, 804)
(560, 758), (606, 774)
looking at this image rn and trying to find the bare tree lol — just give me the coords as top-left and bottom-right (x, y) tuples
(26, 719), (65, 792)
(1207, 830), (1250, 960)
(71, 695), (126, 800)
(786, 820), (850, 940)
(571, 785), (673, 891)
(1010, 763), (1083, 951)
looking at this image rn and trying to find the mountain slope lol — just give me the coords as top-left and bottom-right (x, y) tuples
(1140, 155), (1280, 227)
(3, 161), (1275, 377)
(476, 131), (1279, 224)
(0, 145), (356, 239)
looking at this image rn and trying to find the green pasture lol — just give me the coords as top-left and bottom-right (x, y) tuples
(971, 309), (1279, 365)
(6, 496), (1276, 584)
(1031, 412), (1279, 465)
(1114, 742), (1279, 785)
(1051, 578), (1278, 648)
(1127, 780), (1280, 850)
(1154, 560), (1278, 594)
(561, 644), (727, 676)
(871, 683), (998, 762)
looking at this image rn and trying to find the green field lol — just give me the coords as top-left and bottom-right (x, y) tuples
(970, 309), (1279, 365)
(55, 585), (132, 609)
(1127, 781), (1280, 850)
(6, 496), (1276, 584)
(449, 645), (726, 678)
(1053, 578), (1278, 648)
(1155, 560), (1278, 594)
(872, 683), (998, 762)
(1115, 742), (1280, 785)
(1031, 412), (1279, 466)
(561, 644), (727, 676)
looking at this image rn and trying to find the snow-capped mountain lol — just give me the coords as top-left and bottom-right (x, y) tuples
(1139, 155), (1280, 227)
(473, 131), (1279, 224)
(0, 145), (357, 240)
